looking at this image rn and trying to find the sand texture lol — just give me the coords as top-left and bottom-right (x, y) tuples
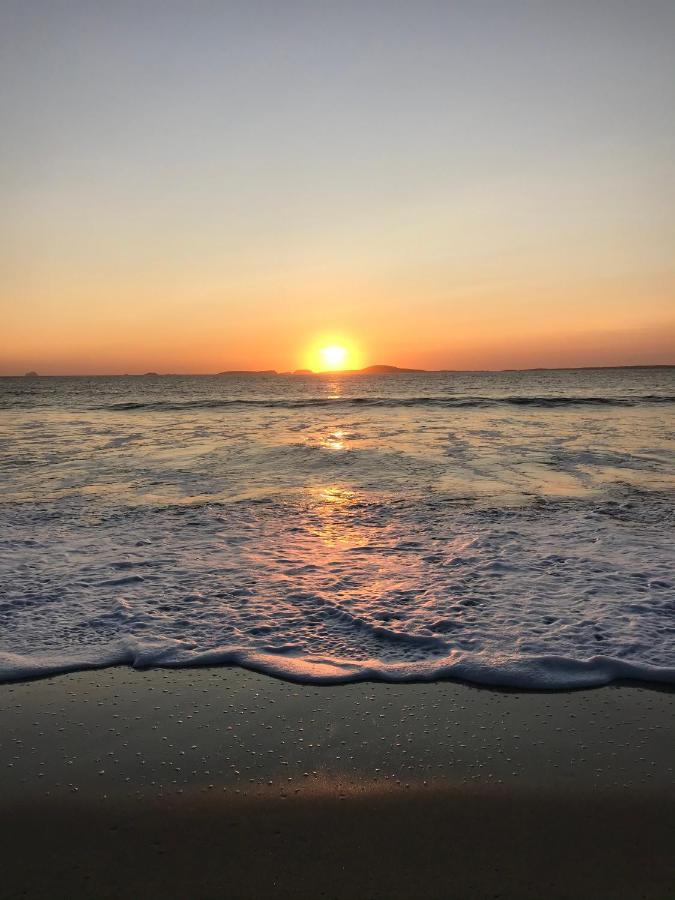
(1, 668), (673, 899)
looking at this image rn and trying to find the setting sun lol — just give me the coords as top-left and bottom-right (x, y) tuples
(2, 5), (675, 897)
(319, 345), (348, 371)
(304, 337), (362, 373)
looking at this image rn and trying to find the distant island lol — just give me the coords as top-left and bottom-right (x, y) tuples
(350, 364), (426, 374)
(217, 369), (278, 376)
(216, 365), (426, 376)
(8, 363), (671, 378)
(207, 363), (675, 377)
(290, 364), (426, 375)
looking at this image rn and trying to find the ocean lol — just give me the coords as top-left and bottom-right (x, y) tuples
(1, 368), (673, 688)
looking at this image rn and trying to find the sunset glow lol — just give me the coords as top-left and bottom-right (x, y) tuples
(2, 9), (675, 896)
(303, 338), (362, 373)
(0, 4), (673, 374)
(319, 346), (348, 371)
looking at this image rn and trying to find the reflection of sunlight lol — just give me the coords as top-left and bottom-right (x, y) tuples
(324, 429), (345, 451)
(316, 486), (355, 505)
(310, 486), (369, 547)
(326, 379), (343, 401)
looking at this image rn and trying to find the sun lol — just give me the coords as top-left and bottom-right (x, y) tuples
(319, 345), (348, 371)
(303, 336), (362, 372)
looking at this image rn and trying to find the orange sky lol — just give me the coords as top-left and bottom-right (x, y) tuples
(2, 259), (673, 373)
(1, 3), (674, 374)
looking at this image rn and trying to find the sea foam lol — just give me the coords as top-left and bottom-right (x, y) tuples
(1, 490), (673, 688)
(1, 370), (673, 688)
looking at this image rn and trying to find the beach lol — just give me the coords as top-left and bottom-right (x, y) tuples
(3, 0), (675, 894)
(1, 667), (673, 899)
(2, 372), (674, 896)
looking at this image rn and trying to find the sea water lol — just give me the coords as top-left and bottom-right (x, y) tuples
(1, 369), (673, 687)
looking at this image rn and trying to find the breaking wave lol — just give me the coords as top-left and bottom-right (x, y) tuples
(99, 394), (675, 412)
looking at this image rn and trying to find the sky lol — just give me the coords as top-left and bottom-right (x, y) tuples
(1, 0), (674, 374)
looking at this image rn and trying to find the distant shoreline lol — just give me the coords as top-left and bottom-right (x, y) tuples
(5, 363), (674, 378)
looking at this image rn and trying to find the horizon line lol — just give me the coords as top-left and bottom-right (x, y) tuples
(4, 362), (674, 378)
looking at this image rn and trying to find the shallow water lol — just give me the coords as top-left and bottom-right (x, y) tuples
(1, 369), (673, 687)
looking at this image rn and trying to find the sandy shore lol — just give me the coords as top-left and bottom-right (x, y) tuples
(1, 667), (673, 899)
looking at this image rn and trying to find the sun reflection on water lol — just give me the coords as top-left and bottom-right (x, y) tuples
(326, 379), (343, 401)
(324, 429), (346, 451)
(310, 486), (370, 548)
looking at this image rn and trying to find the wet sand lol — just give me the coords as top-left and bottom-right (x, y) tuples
(1, 667), (673, 899)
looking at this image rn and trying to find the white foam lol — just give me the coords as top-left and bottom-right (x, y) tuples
(1, 488), (673, 688)
(1, 370), (673, 689)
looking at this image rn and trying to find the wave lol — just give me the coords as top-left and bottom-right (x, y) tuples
(100, 394), (675, 412)
(1, 643), (674, 689)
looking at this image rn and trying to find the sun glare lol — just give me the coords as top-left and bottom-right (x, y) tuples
(304, 336), (361, 372)
(319, 345), (348, 371)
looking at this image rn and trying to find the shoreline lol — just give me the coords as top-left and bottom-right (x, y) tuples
(2, 654), (675, 691)
(3, 661), (675, 693)
(1, 667), (673, 898)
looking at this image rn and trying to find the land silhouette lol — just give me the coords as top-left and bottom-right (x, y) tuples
(218, 364), (427, 376)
